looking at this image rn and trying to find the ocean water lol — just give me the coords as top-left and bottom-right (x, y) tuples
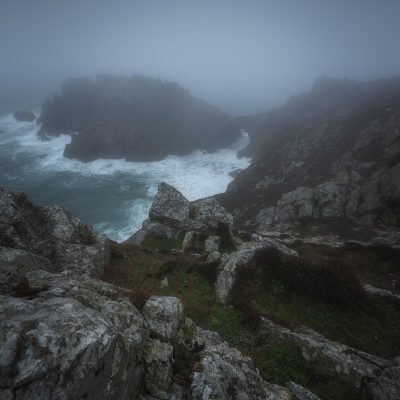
(0, 112), (250, 242)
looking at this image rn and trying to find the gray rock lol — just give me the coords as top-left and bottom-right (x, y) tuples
(143, 296), (184, 340)
(363, 284), (400, 301)
(149, 182), (190, 228)
(144, 339), (175, 399)
(190, 197), (233, 231)
(261, 318), (393, 389)
(206, 251), (221, 263)
(216, 239), (297, 303)
(286, 382), (322, 400)
(205, 235), (221, 253)
(364, 366), (400, 400)
(180, 320), (290, 400)
(181, 230), (204, 253)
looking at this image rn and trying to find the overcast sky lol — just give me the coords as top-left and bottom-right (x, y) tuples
(1, 0), (400, 114)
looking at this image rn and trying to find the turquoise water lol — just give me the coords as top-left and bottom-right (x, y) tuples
(0, 112), (250, 241)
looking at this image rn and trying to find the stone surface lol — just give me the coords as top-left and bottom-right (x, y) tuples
(216, 239), (297, 303)
(143, 296), (184, 340)
(286, 382), (322, 400)
(149, 182), (191, 229)
(177, 320), (290, 400)
(261, 318), (394, 389)
(144, 339), (175, 399)
(364, 366), (400, 400)
(206, 251), (221, 264)
(204, 235), (221, 253)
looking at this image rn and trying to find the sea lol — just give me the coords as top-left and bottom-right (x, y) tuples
(0, 110), (250, 242)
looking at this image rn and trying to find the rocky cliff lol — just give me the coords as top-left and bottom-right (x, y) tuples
(38, 75), (241, 162)
(0, 187), (297, 400)
(219, 77), (400, 242)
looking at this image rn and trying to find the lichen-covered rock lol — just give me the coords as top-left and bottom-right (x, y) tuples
(363, 366), (400, 400)
(0, 274), (148, 400)
(181, 230), (204, 253)
(0, 187), (148, 400)
(286, 382), (322, 400)
(189, 197), (233, 231)
(216, 239), (297, 303)
(143, 296), (184, 340)
(178, 320), (290, 400)
(144, 339), (175, 399)
(261, 318), (394, 389)
(149, 182), (190, 228)
(204, 236), (221, 253)
(206, 251), (221, 263)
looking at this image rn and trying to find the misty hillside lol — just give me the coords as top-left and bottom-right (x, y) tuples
(38, 75), (241, 161)
(219, 77), (400, 239)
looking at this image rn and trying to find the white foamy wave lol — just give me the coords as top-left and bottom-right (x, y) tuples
(0, 112), (250, 242)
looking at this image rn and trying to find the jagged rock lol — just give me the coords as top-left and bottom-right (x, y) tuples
(216, 239), (297, 303)
(286, 382), (322, 400)
(0, 187), (110, 295)
(177, 319), (290, 400)
(190, 197), (233, 231)
(0, 271), (148, 400)
(206, 251), (221, 263)
(260, 318), (394, 389)
(204, 235), (221, 253)
(39, 75), (240, 162)
(143, 296), (184, 340)
(0, 187), (149, 400)
(149, 183), (191, 229)
(364, 366), (400, 400)
(144, 339), (175, 399)
(220, 78), (400, 238)
(13, 110), (35, 122)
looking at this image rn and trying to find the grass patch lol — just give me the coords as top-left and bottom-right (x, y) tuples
(142, 235), (182, 251)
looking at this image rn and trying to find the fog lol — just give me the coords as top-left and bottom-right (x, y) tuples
(1, 0), (400, 115)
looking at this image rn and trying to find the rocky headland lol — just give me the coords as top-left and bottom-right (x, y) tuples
(37, 75), (241, 162)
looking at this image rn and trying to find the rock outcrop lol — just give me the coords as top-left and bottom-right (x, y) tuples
(130, 182), (234, 256)
(0, 187), (151, 400)
(38, 75), (241, 162)
(219, 77), (400, 241)
(13, 110), (35, 122)
(216, 237), (297, 303)
(2, 187), (301, 400)
(261, 317), (398, 395)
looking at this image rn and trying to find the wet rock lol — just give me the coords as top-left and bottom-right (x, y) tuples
(190, 197), (233, 231)
(143, 296), (184, 340)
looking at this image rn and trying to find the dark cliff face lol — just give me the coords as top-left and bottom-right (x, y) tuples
(219, 77), (400, 233)
(38, 75), (241, 162)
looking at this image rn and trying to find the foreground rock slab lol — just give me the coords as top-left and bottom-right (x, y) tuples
(261, 317), (398, 397)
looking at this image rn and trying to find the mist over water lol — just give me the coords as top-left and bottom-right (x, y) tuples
(0, 113), (250, 241)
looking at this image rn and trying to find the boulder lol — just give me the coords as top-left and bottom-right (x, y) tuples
(363, 366), (400, 400)
(206, 251), (221, 264)
(204, 235), (221, 253)
(143, 296), (184, 340)
(190, 197), (233, 231)
(13, 110), (35, 122)
(149, 183), (190, 229)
